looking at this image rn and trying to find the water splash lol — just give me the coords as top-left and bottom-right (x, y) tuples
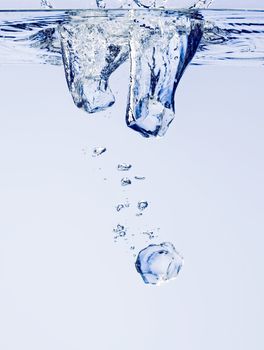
(135, 242), (183, 285)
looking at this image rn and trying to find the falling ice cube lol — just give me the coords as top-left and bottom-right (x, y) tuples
(135, 242), (183, 285)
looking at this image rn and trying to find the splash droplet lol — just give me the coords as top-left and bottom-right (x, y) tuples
(135, 242), (183, 285)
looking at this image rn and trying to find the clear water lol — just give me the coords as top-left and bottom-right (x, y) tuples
(1, 8), (262, 284)
(0, 7), (264, 348)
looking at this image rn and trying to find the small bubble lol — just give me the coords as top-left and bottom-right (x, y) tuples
(117, 163), (132, 171)
(116, 204), (125, 212)
(116, 201), (130, 212)
(137, 200), (149, 211)
(113, 224), (127, 238)
(142, 231), (156, 240)
(92, 147), (107, 157)
(121, 177), (132, 186)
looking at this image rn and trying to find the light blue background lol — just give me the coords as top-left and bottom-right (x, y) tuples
(0, 2), (264, 350)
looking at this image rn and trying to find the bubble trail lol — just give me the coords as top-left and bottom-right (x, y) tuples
(135, 242), (183, 285)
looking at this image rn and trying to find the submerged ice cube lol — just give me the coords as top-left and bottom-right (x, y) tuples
(126, 13), (203, 137)
(59, 11), (203, 137)
(135, 242), (183, 285)
(60, 18), (129, 113)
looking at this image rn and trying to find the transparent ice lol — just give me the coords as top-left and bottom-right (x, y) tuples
(135, 242), (183, 285)
(126, 14), (203, 137)
(60, 18), (129, 113)
(59, 12), (203, 137)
